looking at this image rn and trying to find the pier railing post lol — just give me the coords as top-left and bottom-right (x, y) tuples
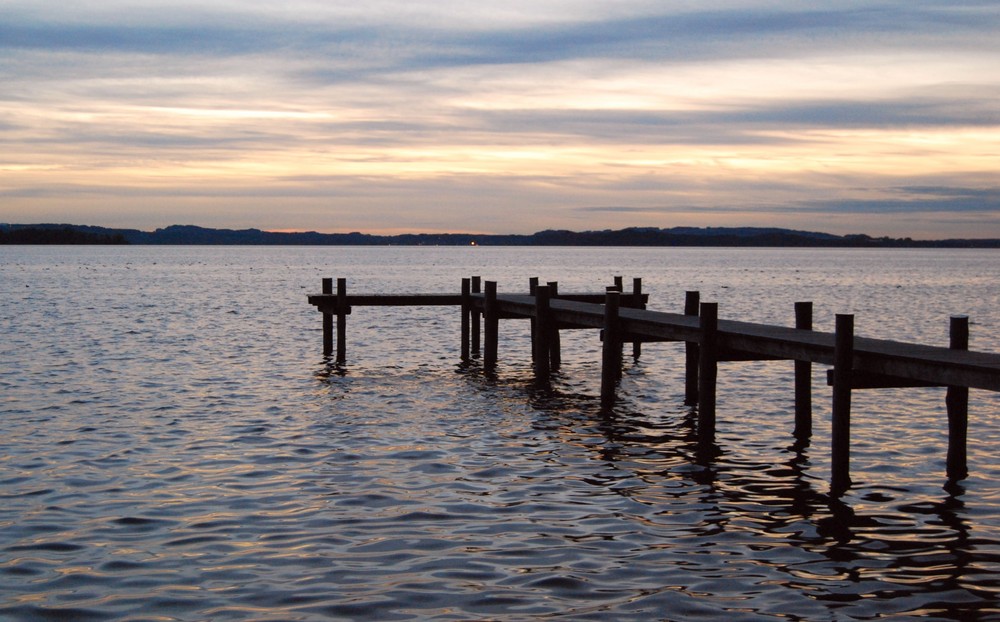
(484, 281), (499, 372)
(947, 315), (970, 481)
(794, 301), (814, 438)
(831, 313), (854, 494)
(336, 278), (348, 365)
(697, 302), (719, 449)
(601, 290), (622, 409)
(322, 278), (333, 356)
(684, 291), (701, 406)
(471, 276), (481, 356)
(547, 281), (562, 371)
(535, 285), (553, 382)
(461, 278), (471, 362)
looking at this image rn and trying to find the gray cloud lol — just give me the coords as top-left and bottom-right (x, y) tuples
(4, 3), (997, 68)
(793, 186), (1000, 214)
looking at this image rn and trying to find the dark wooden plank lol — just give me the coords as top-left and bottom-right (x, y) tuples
(310, 293), (465, 307)
(826, 369), (942, 389)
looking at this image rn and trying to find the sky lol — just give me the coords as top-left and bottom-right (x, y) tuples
(1, 1), (999, 238)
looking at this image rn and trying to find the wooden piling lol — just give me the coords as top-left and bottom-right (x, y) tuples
(547, 281), (562, 371)
(471, 276), (481, 355)
(529, 277), (539, 362)
(534, 285), (553, 381)
(794, 301), (814, 438)
(461, 278), (471, 362)
(336, 278), (348, 364)
(632, 278), (643, 360)
(697, 302), (719, 448)
(947, 315), (970, 481)
(613, 276), (624, 292)
(484, 281), (499, 371)
(601, 290), (622, 408)
(684, 291), (701, 406)
(831, 313), (855, 493)
(322, 278), (333, 356)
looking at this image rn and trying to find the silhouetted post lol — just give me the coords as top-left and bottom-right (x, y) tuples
(947, 315), (970, 481)
(831, 314), (854, 493)
(684, 291), (701, 405)
(697, 302), (719, 448)
(632, 278), (643, 360)
(601, 290), (622, 408)
(461, 278), (471, 362)
(794, 301), (814, 438)
(471, 276), (481, 356)
(322, 278), (333, 356)
(613, 276), (624, 292)
(547, 281), (561, 370)
(484, 281), (499, 371)
(534, 285), (552, 382)
(529, 277), (539, 362)
(336, 278), (348, 365)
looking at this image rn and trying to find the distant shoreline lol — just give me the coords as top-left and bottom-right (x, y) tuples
(2, 223), (998, 248)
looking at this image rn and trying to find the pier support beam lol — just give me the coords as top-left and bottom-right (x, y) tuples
(697, 302), (719, 448)
(471, 276), (481, 356)
(336, 278), (349, 365)
(529, 277), (539, 362)
(794, 301), (813, 438)
(322, 278), (333, 356)
(547, 282), (562, 371)
(947, 315), (970, 481)
(632, 278), (644, 360)
(534, 285), (553, 382)
(461, 278), (471, 362)
(601, 290), (622, 409)
(684, 291), (701, 406)
(484, 281), (499, 372)
(831, 313), (854, 494)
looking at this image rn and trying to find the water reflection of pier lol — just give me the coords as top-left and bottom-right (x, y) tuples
(308, 276), (999, 493)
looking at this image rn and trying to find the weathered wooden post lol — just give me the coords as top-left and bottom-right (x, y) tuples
(471, 276), (482, 356)
(947, 315), (970, 480)
(336, 278), (348, 365)
(461, 278), (471, 362)
(322, 278), (333, 356)
(547, 281), (562, 371)
(611, 278), (624, 379)
(484, 281), (499, 371)
(529, 277), (539, 362)
(794, 301), (814, 438)
(601, 290), (622, 408)
(632, 278), (644, 360)
(684, 291), (701, 406)
(697, 302), (719, 448)
(534, 285), (553, 382)
(831, 313), (855, 493)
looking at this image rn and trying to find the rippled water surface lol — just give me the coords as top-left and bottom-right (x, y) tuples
(1, 246), (998, 621)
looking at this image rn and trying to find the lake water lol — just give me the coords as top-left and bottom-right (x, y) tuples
(1, 245), (998, 621)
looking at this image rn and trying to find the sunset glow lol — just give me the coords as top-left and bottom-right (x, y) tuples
(1, 2), (998, 237)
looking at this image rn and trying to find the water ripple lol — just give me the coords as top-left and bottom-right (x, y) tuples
(1, 246), (998, 621)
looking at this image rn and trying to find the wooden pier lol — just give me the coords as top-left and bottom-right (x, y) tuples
(309, 277), (1000, 493)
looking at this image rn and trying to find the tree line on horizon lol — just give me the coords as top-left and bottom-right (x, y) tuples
(1, 223), (998, 248)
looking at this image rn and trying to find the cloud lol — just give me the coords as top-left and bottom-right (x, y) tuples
(1, 0), (999, 237)
(795, 186), (1000, 214)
